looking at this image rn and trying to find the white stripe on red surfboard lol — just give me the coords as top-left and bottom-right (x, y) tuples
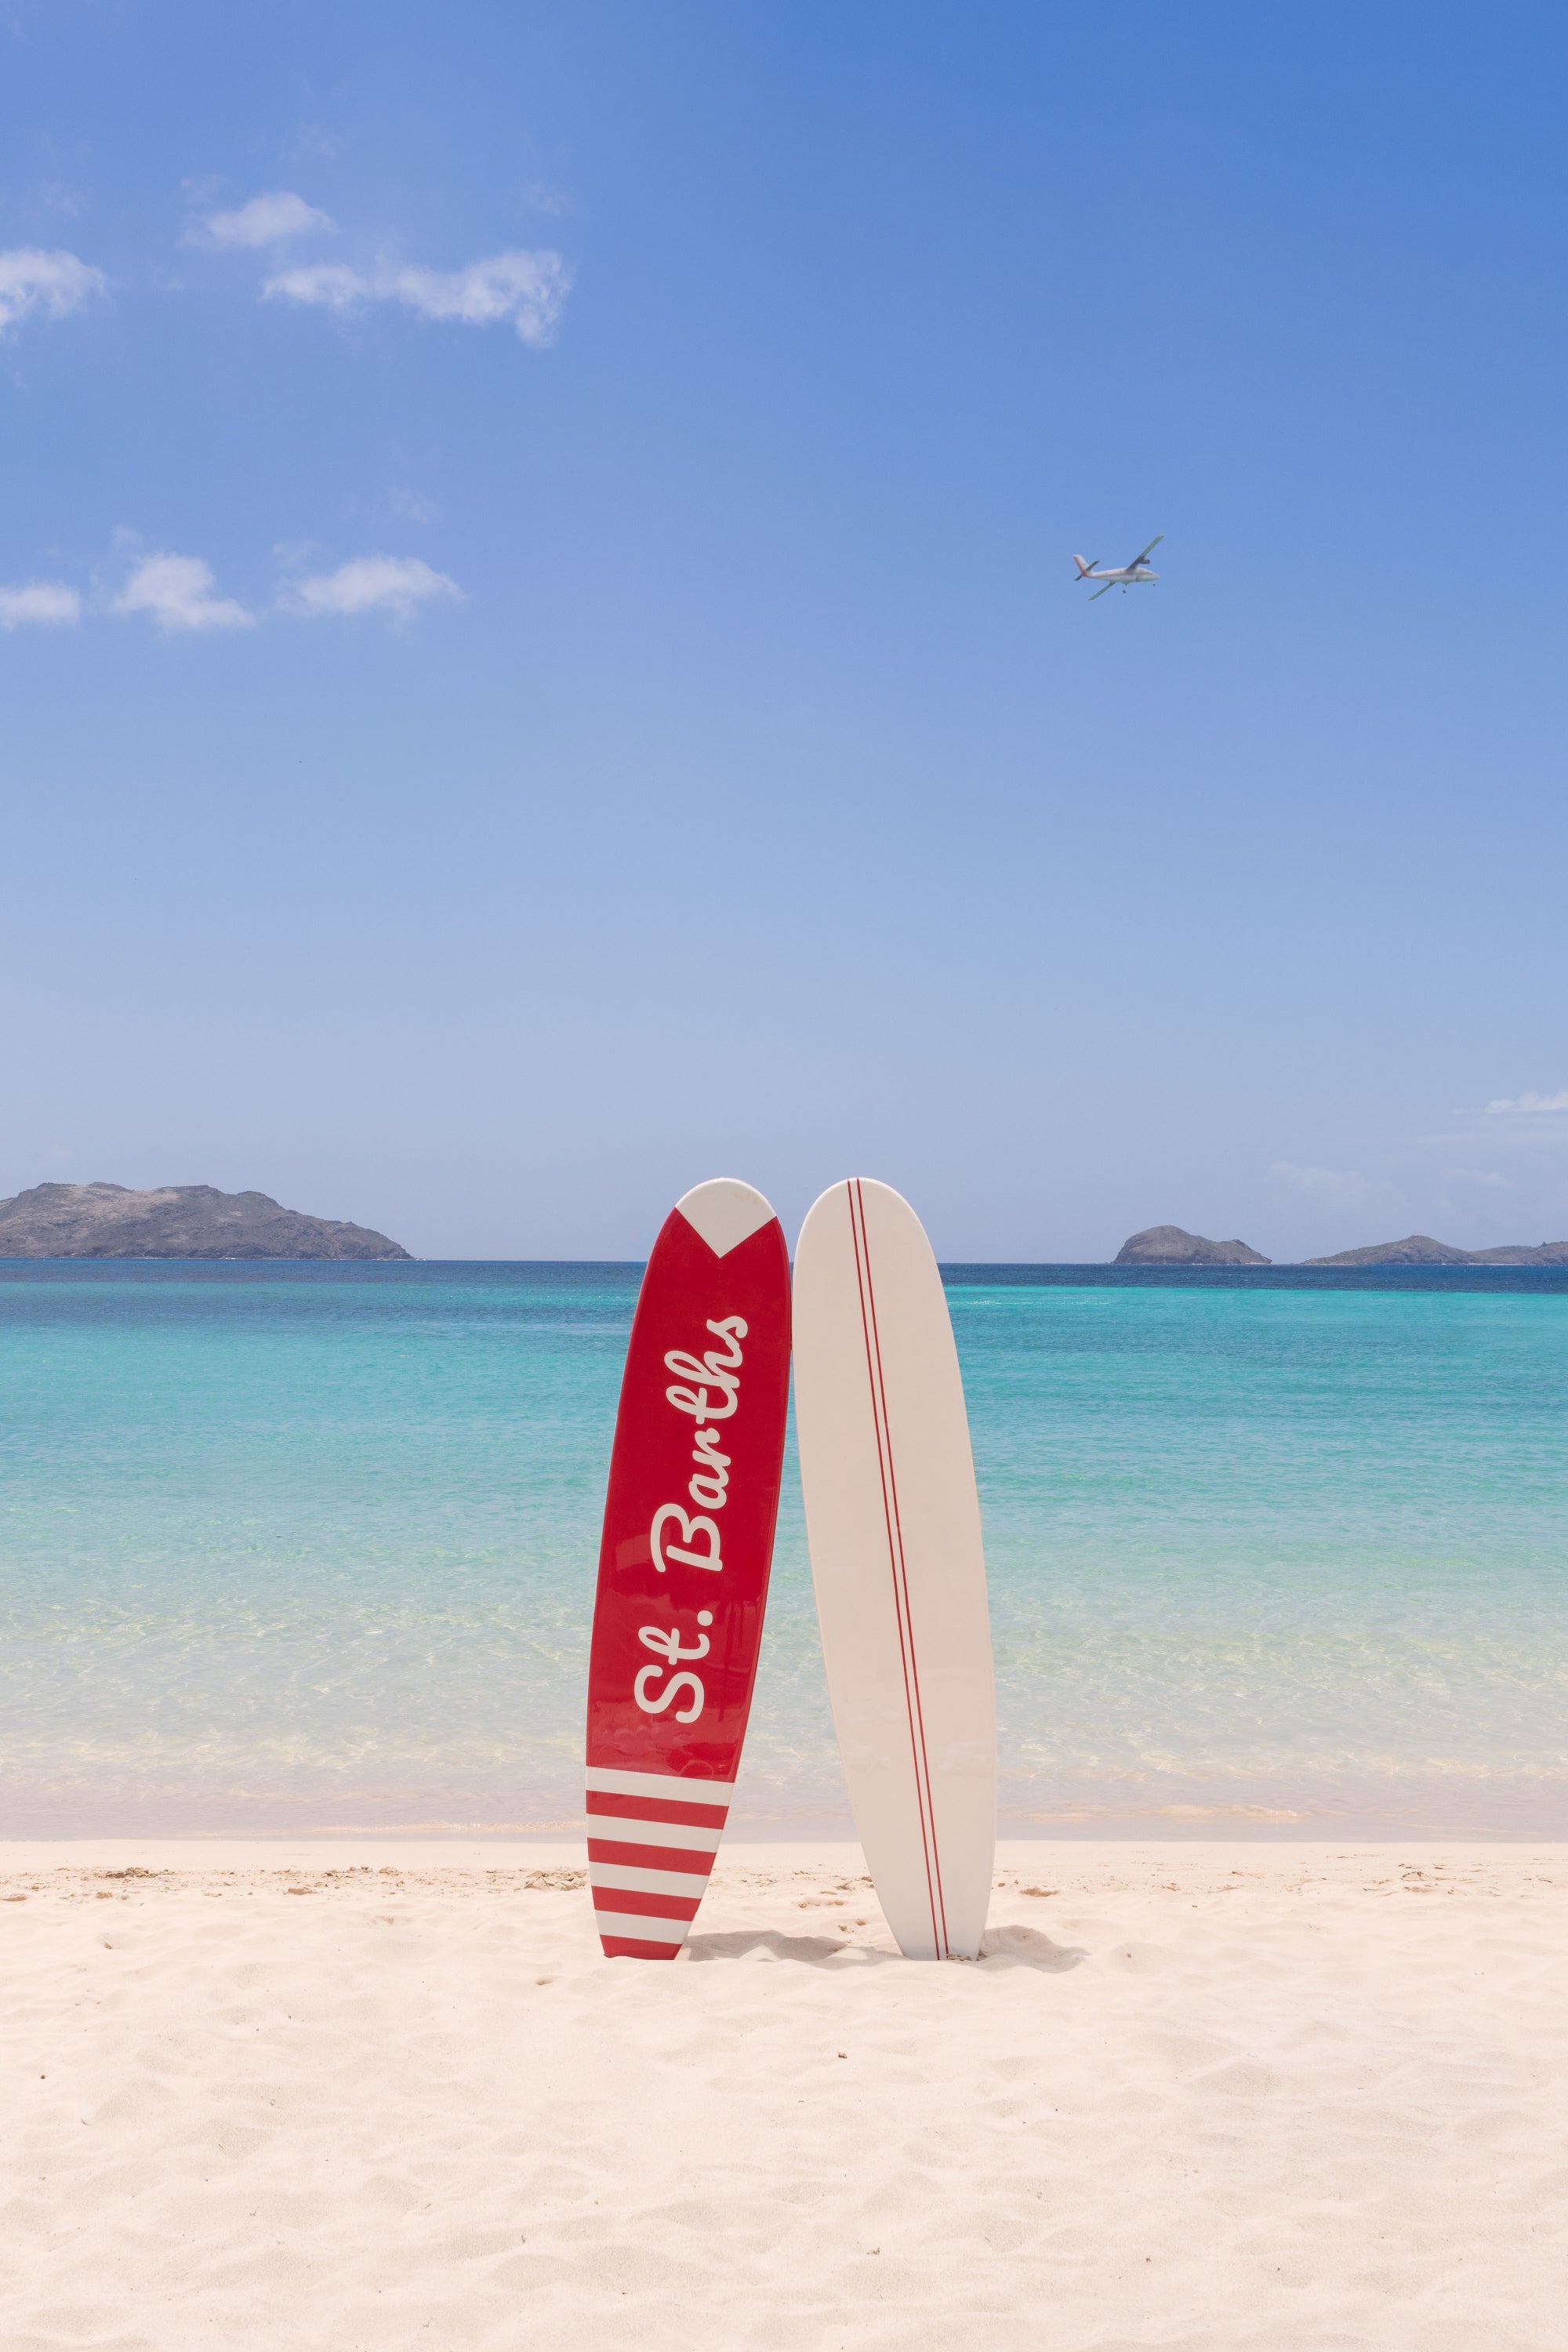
(584, 1814), (723, 1853)
(586, 1788), (728, 1830)
(592, 1882), (700, 1919)
(588, 1841), (718, 1879)
(587, 1841), (717, 1872)
(596, 1909), (690, 1947)
(590, 1861), (713, 1896)
(590, 1885), (702, 1921)
(586, 1766), (737, 1802)
(847, 1177), (949, 1958)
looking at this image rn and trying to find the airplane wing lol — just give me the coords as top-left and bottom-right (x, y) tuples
(1089, 580), (1116, 600)
(1127, 535), (1163, 568)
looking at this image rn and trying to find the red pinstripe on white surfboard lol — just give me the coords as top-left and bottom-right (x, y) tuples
(844, 1177), (949, 1955)
(792, 1178), (996, 1961)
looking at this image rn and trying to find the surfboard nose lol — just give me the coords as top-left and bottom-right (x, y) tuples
(673, 1178), (778, 1258)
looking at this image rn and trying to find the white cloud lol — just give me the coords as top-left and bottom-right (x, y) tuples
(264, 248), (570, 343)
(283, 554), (463, 621)
(263, 262), (365, 313)
(1485, 1090), (1568, 1114)
(0, 247), (105, 336)
(386, 253), (568, 333)
(194, 191), (336, 249)
(1443, 1167), (1518, 1190)
(1269, 1161), (1388, 1206)
(112, 554), (254, 633)
(0, 581), (82, 628)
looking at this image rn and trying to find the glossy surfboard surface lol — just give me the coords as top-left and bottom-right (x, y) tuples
(585, 1179), (790, 1957)
(793, 1178), (996, 1959)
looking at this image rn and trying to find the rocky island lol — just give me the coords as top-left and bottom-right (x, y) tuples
(1304, 1234), (1568, 1267)
(0, 1182), (412, 1261)
(1115, 1225), (1272, 1266)
(1116, 1223), (1568, 1269)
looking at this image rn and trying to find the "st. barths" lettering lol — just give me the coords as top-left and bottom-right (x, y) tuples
(631, 1316), (748, 1722)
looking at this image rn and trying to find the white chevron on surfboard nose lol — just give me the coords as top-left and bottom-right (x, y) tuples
(673, 1178), (776, 1258)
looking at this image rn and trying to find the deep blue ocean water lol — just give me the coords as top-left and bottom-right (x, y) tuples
(2, 1260), (1564, 1838)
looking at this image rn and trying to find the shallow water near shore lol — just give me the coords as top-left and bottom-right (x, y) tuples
(1, 1260), (1564, 1838)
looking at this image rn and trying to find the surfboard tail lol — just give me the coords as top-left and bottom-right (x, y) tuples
(586, 1766), (732, 1957)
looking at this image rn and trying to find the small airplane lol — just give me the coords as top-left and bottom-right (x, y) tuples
(1073, 535), (1163, 600)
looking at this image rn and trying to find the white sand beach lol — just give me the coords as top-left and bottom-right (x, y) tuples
(2, 1839), (1564, 2350)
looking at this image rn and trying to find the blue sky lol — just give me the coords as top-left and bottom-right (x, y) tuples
(2, 2), (1566, 1260)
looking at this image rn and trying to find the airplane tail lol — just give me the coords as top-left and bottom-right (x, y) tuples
(1072, 554), (1094, 579)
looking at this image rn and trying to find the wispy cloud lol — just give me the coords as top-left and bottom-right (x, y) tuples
(191, 191), (336, 250)
(1269, 1161), (1389, 1206)
(0, 580), (81, 628)
(1485, 1090), (1568, 1114)
(261, 262), (363, 312)
(264, 249), (570, 344)
(0, 247), (105, 336)
(282, 554), (463, 621)
(15, 544), (463, 638)
(521, 180), (572, 218)
(38, 182), (89, 220)
(1442, 1167), (1517, 1190)
(112, 554), (254, 633)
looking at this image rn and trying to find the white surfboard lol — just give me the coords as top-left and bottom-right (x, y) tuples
(792, 1178), (996, 1959)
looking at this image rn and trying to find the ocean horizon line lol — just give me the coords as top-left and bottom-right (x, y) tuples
(4, 1254), (1567, 1294)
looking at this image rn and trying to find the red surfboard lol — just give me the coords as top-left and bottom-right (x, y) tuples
(586, 1178), (790, 1958)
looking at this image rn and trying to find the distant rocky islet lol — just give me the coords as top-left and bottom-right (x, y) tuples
(1304, 1233), (1568, 1267)
(1114, 1225), (1271, 1267)
(1116, 1223), (1568, 1269)
(0, 1182), (410, 1261)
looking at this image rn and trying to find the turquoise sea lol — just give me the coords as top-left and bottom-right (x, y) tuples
(2, 1261), (1564, 1840)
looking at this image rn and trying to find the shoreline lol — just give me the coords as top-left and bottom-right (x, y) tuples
(5, 1798), (1565, 1845)
(4, 1831), (1568, 1867)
